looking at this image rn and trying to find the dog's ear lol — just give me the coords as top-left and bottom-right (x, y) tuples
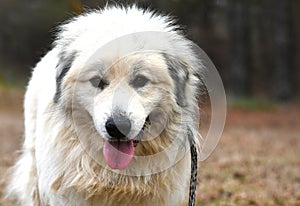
(163, 54), (189, 107)
(54, 51), (76, 103)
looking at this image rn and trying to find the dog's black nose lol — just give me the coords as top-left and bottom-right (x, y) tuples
(105, 115), (131, 140)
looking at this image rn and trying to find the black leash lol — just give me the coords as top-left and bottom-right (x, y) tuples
(188, 127), (198, 206)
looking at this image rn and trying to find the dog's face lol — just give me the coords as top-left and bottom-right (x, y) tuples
(90, 53), (173, 142)
(58, 51), (189, 170)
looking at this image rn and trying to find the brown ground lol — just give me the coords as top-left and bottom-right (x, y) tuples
(0, 90), (299, 206)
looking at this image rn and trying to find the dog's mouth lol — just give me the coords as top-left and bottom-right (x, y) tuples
(103, 116), (150, 170)
(103, 140), (134, 170)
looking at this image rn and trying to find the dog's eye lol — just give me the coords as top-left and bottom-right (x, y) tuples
(90, 77), (108, 90)
(132, 75), (149, 88)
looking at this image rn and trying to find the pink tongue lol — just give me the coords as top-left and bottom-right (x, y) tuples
(103, 140), (134, 170)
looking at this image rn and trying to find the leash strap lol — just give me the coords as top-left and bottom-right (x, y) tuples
(188, 127), (197, 206)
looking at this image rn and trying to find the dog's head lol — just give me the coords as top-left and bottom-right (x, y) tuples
(52, 11), (202, 172)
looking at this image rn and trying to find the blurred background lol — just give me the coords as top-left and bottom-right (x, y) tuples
(0, 1), (299, 205)
(0, 0), (300, 101)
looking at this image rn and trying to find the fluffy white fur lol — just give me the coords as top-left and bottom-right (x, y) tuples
(8, 5), (202, 206)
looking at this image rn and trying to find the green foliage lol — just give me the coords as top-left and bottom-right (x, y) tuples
(230, 97), (277, 111)
(0, 72), (8, 88)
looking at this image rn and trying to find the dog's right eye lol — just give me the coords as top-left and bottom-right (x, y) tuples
(90, 77), (109, 90)
(131, 74), (149, 88)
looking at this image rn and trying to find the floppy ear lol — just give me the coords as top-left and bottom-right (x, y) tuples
(163, 54), (189, 107)
(54, 51), (76, 103)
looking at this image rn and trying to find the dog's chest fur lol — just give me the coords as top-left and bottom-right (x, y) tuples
(48, 154), (191, 206)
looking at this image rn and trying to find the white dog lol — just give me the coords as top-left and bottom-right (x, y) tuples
(8, 5), (203, 206)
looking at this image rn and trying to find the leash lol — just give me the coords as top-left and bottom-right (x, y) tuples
(187, 127), (197, 206)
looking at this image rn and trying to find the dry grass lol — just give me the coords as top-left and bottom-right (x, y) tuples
(0, 90), (299, 205)
(197, 107), (300, 206)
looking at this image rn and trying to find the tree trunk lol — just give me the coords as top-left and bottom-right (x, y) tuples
(273, 0), (292, 100)
(228, 1), (250, 98)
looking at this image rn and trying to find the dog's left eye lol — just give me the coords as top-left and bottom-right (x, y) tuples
(131, 75), (149, 88)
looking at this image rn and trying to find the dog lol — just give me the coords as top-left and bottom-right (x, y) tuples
(8, 5), (203, 206)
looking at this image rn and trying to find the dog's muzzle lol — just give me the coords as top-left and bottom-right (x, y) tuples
(103, 115), (149, 170)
